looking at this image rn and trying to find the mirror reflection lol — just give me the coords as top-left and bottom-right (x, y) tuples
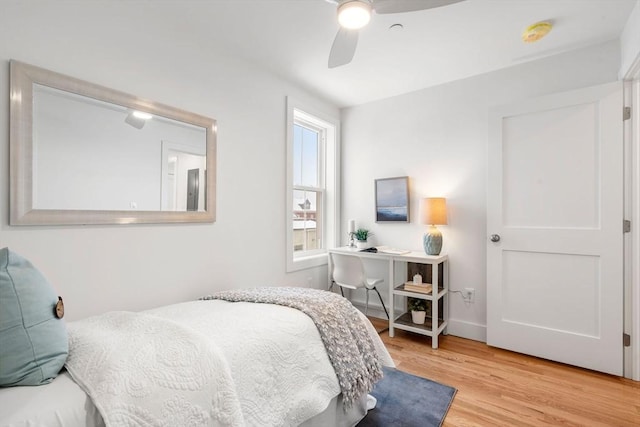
(10, 60), (216, 225)
(34, 85), (207, 212)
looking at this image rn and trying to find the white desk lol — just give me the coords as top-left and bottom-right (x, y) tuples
(328, 247), (449, 348)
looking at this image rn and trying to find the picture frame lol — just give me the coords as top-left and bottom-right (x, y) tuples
(375, 176), (410, 222)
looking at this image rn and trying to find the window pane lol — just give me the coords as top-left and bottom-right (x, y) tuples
(293, 125), (302, 186)
(293, 124), (318, 187)
(293, 190), (321, 252)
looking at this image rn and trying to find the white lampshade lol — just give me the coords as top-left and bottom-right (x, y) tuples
(421, 198), (448, 225)
(337, 0), (372, 29)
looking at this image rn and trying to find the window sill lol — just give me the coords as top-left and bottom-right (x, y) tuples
(287, 252), (328, 272)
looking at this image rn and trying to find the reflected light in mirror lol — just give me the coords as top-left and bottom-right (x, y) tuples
(133, 110), (153, 120)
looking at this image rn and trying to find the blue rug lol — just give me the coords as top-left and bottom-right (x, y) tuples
(357, 367), (457, 427)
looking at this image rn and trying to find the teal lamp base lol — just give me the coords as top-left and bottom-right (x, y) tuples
(423, 225), (443, 255)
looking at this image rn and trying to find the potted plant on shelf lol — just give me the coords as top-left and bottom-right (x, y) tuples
(352, 228), (373, 249)
(408, 297), (427, 324)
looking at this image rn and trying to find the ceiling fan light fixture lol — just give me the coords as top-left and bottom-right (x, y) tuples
(338, 0), (372, 30)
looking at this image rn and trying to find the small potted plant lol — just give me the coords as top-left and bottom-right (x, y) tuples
(408, 297), (427, 324)
(351, 228), (373, 249)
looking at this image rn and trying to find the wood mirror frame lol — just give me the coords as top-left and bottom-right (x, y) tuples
(9, 60), (216, 225)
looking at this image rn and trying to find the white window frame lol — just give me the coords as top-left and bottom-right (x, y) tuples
(292, 118), (325, 256)
(286, 97), (340, 272)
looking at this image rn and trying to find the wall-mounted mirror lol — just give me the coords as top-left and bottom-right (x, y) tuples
(9, 60), (216, 225)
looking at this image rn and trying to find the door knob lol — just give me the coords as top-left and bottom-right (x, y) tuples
(490, 234), (501, 242)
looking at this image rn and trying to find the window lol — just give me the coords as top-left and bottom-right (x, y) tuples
(292, 119), (323, 253)
(286, 98), (339, 272)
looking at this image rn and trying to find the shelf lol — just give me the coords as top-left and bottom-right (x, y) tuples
(393, 283), (446, 300)
(387, 257), (448, 348)
(326, 248), (449, 348)
(393, 312), (446, 336)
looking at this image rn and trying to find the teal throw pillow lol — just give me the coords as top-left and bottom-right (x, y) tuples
(0, 247), (68, 386)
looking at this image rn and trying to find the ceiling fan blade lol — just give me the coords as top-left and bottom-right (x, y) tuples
(328, 27), (359, 68)
(373, 0), (465, 14)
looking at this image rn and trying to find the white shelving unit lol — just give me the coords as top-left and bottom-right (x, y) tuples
(388, 253), (449, 349)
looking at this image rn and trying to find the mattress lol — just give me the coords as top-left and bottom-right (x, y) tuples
(0, 370), (104, 427)
(0, 371), (366, 427)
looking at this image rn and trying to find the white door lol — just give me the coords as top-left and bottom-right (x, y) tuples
(487, 82), (624, 375)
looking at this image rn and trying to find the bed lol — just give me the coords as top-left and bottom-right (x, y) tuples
(0, 288), (394, 427)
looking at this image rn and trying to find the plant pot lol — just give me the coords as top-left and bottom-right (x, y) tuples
(411, 310), (426, 325)
(356, 240), (368, 249)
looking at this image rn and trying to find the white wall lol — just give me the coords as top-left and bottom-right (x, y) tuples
(620, 0), (640, 78)
(0, 2), (338, 320)
(341, 41), (621, 341)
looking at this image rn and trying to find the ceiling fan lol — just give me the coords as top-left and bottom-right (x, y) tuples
(327, 0), (466, 68)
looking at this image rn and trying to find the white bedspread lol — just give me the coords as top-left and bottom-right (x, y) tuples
(65, 299), (391, 427)
(65, 310), (245, 427)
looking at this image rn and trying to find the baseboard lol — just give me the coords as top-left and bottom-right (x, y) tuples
(445, 318), (486, 343)
(352, 301), (388, 320)
(353, 299), (487, 343)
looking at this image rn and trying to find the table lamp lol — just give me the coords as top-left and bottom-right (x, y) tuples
(421, 198), (447, 255)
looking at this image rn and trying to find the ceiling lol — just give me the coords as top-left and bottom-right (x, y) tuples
(145, 0), (636, 107)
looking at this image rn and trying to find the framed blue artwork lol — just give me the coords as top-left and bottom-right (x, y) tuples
(375, 176), (409, 222)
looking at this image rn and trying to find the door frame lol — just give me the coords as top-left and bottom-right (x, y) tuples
(623, 56), (640, 381)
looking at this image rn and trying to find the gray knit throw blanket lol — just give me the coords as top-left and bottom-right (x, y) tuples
(200, 287), (383, 408)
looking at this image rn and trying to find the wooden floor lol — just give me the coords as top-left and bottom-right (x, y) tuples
(369, 317), (640, 426)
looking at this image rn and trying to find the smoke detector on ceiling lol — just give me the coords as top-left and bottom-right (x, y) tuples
(522, 21), (553, 43)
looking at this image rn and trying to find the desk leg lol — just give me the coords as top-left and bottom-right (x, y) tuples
(443, 260), (449, 335)
(432, 262), (439, 349)
(388, 257), (395, 338)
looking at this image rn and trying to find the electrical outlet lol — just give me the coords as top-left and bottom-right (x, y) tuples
(463, 287), (475, 303)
